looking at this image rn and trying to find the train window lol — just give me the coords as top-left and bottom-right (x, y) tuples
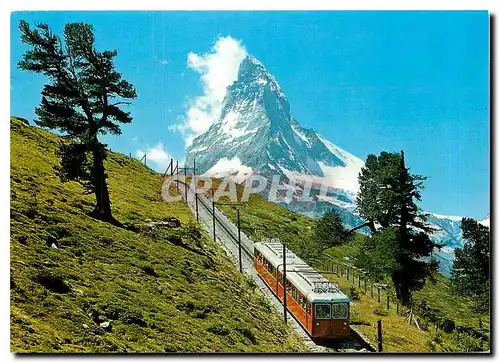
(305, 302), (311, 314)
(314, 304), (331, 320)
(332, 303), (349, 319)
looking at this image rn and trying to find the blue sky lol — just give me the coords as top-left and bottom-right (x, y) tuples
(10, 11), (489, 219)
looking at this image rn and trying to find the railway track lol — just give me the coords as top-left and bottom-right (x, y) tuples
(164, 176), (374, 352)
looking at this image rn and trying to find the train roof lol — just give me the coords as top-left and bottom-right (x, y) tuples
(254, 240), (349, 303)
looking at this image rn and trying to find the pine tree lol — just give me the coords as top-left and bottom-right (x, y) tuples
(355, 151), (439, 305)
(451, 218), (490, 298)
(314, 209), (349, 248)
(18, 21), (137, 223)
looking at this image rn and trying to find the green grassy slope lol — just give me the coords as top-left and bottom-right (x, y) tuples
(216, 184), (490, 352)
(9, 117), (307, 353)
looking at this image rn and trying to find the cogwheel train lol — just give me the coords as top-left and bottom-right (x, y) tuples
(253, 240), (350, 339)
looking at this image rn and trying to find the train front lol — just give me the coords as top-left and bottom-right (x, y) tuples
(311, 295), (350, 339)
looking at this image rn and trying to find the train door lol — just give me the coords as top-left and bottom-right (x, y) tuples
(313, 303), (333, 337)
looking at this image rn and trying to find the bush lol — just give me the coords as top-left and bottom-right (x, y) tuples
(207, 324), (230, 336)
(441, 319), (455, 333)
(451, 331), (483, 352)
(349, 287), (360, 301)
(35, 271), (71, 293)
(373, 307), (388, 316)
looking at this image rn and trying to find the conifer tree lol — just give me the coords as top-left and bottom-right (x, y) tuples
(314, 209), (349, 247)
(355, 151), (439, 304)
(18, 21), (137, 223)
(451, 218), (490, 299)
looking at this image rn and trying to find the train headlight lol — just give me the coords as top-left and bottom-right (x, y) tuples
(343, 322), (347, 326)
(316, 322), (320, 326)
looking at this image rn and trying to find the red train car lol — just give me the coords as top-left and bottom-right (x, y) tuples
(253, 240), (350, 339)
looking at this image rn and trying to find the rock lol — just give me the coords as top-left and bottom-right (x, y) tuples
(72, 288), (84, 296)
(99, 321), (112, 332)
(144, 217), (181, 230)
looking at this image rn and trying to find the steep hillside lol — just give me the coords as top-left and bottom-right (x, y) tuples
(9, 117), (307, 353)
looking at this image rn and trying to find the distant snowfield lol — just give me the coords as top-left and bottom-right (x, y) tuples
(431, 213), (463, 222)
(480, 217), (490, 227)
(316, 135), (364, 193)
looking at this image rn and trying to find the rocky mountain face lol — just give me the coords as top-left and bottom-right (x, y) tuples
(185, 55), (470, 277)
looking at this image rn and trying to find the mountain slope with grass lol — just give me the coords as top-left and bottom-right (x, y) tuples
(9, 117), (307, 353)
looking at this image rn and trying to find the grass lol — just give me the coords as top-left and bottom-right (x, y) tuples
(10, 117), (308, 353)
(213, 179), (490, 352)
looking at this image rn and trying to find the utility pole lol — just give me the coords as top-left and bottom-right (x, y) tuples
(212, 189), (216, 242)
(194, 159), (199, 221)
(184, 165), (187, 200)
(237, 208), (242, 273)
(176, 160), (179, 190)
(283, 243), (287, 324)
(377, 320), (383, 352)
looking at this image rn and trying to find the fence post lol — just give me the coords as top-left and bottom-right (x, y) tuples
(170, 158), (173, 176)
(237, 208), (242, 273)
(479, 318), (482, 330)
(378, 288), (381, 303)
(364, 277), (367, 293)
(358, 275), (361, 288)
(396, 301), (400, 315)
(386, 295), (390, 309)
(371, 283), (374, 298)
(377, 320), (383, 352)
(346, 269), (349, 281)
(352, 271), (355, 286)
(144, 153), (147, 165)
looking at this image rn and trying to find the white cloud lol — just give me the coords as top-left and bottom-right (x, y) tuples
(159, 59), (169, 65)
(171, 36), (247, 147)
(136, 141), (172, 172)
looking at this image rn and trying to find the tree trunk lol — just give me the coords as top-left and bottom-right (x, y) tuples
(90, 142), (113, 222)
(393, 274), (411, 306)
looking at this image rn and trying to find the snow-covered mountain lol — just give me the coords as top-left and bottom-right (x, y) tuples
(480, 215), (490, 228)
(185, 55), (472, 276)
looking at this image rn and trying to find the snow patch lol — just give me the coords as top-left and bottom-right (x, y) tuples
(317, 195), (357, 211)
(431, 213), (463, 222)
(480, 217), (490, 228)
(220, 111), (255, 139)
(189, 145), (209, 153)
(291, 123), (312, 147)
